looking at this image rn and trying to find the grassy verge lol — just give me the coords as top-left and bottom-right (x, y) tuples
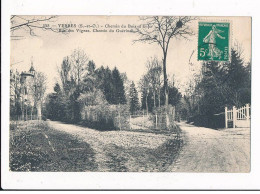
(10, 120), (183, 172)
(10, 121), (97, 171)
(103, 125), (183, 172)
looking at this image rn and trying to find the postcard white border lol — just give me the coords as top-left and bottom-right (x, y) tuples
(1, 0), (260, 190)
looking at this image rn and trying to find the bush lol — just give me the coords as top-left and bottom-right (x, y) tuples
(188, 113), (225, 129)
(81, 104), (130, 131)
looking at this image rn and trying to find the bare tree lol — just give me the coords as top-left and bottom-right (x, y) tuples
(134, 16), (195, 108)
(10, 15), (65, 40)
(139, 74), (150, 115)
(10, 70), (22, 119)
(28, 72), (47, 119)
(145, 57), (163, 108)
(59, 56), (72, 94)
(70, 49), (89, 86)
(121, 72), (132, 106)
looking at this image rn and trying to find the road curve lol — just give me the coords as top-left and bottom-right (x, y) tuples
(171, 122), (250, 172)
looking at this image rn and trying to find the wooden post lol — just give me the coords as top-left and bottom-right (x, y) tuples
(129, 115), (131, 129)
(25, 104), (28, 121)
(246, 104), (250, 120)
(119, 111), (121, 131)
(155, 114), (158, 129)
(225, 107), (228, 129)
(143, 111), (145, 128)
(30, 107), (33, 120)
(233, 106), (236, 128)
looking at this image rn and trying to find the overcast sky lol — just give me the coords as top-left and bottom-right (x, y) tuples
(11, 16), (251, 94)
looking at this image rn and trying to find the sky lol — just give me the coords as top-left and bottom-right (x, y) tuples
(11, 16), (251, 94)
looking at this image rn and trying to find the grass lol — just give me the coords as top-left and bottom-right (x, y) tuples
(10, 121), (97, 171)
(103, 125), (183, 172)
(104, 137), (182, 172)
(10, 120), (183, 172)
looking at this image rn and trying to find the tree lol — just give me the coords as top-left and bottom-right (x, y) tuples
(145, 57), (162, 108)
(120, 72), (132, 107)
(57, 49), (90, 122)
(224, 49), (251, 106)
(87, 60), (96, 75)
(101, 66), (114, 103)
(70, 48), (89, 86)
(28, 72), (47, 119)
(95, 66), (128, 105)
(10, 15), (66, 40)
(95, 65), (106, 89)
(186, 47), (251, 128)
(81, 60), (97, 92)
(129, 82), (139, 114)
(59, 56), (72, 95)
(139, 74), (150, 114)
(54, 82), (61, 93)
(78, 89), (107, 107)
(160, 79), (182, 108)
(134, 16), (195, 108)
(112, 67), (127, 104)
(46, 83), (70, 121)
(10, 70), (22, 119)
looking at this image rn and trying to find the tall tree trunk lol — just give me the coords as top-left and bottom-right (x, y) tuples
(31, 106), (33, 120)
(21, 95), (24, 120)
(146, 94), (148, 115)
(163, 52), (169, 107)
(36, 102), (42, 120)
(163, 52), (170, 128)
(153, 92), (156, 109)
(158, 89), (161, 108)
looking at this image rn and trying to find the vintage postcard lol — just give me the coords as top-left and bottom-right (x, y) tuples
(8, 16), (251, 174)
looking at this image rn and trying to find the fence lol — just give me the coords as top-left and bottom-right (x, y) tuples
(10, 114), (39, 121)
(82, 110), (174, 131)
(115, 113), (174, 131)
(225, 104), (250, 128)
(129, 114), (168, 130)
(81, 104), (176, 131)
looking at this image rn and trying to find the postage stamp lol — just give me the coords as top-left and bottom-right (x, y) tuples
(198, 22), (230, 61)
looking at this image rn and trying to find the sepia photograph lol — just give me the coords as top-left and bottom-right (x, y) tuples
(8, 15), (251, 173)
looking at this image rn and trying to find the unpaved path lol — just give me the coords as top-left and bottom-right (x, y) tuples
(47, 121), (180, 172)
(171, 122), (250, 172)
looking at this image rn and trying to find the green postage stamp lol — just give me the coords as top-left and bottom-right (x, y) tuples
(198, 22), (230, 61)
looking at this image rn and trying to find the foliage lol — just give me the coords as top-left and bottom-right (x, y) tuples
(45, 85), (70, 122)
(10, 70), (22, 118)
(46, 49), (128, 129)
(111, 67), (127, 104)
(160, 85), (182, 107)
(28, 71), (47, 105)
(135, 16), (195, 106)
(139, 59), (182, 114)
(184, 48), (251, 128)
(10, 68), (47, 120)
(80, 104), (130, 131)
(129, 81), (140, 114)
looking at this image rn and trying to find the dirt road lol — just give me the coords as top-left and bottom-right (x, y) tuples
(47, 121), (181, 172)
(47, 121), (250, 172)
(171, 122), (250, 172)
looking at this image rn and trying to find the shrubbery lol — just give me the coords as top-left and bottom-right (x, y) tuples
(183, 48), (251, 129)
(187, 114), (225, 129)
(80, 104), (130, 131)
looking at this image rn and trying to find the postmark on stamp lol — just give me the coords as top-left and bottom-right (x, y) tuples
(198, 22), (230, 61)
